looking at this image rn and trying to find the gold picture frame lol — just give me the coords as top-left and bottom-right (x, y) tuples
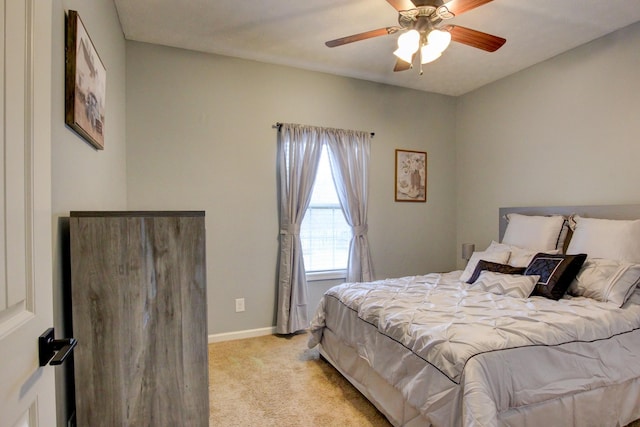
(65, 10), (106, 150)
(395, 149), (427, 202)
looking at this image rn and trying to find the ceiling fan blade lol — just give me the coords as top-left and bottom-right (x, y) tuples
(386, 0), (416, 11)
(447, 25), (506, 52)
(325, 27), (397, 47)
(444, 0), (493, 16)
(393, 56), (413, 72)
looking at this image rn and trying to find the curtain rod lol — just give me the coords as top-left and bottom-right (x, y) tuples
(272, 122), (375, 138)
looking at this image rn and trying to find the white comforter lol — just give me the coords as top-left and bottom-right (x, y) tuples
(309, 271), (640, 426)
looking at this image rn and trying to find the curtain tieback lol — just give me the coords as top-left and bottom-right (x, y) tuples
(353, 224), (368, 236)
(280, 224), (301, 235)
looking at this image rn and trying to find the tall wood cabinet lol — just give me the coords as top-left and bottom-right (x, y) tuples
(70, 211), (209, 426)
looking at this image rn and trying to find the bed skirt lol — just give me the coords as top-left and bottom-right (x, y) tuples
(319, 328), (428, 427)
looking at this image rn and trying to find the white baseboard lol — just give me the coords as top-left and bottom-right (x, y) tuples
(208, 326), (276, 343)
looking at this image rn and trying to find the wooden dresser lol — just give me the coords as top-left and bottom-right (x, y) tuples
(70, 211), (209, 426)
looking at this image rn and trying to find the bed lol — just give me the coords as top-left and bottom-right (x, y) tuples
(308, 205), (640, 426)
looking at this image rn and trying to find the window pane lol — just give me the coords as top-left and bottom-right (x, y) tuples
(308, 146), (337, 205)
(301, 148), (350, 272)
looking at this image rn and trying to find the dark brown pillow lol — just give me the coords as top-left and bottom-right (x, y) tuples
(524, 253), (587, 300)
(467, 260), (526, 284)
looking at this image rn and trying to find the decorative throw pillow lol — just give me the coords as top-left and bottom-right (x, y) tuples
(467, 260), (526, 284)
(460, 250), (511, 283)
(566, 216), (640, 263)
(502, 214), (567, 251)
(524, 253), (587, 300)
(472, 271), (540, 298)
(569, 258), (640, 307)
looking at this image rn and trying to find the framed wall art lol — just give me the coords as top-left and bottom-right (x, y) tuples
(395, 149), (427, 202)
(65, 10), (106, 150)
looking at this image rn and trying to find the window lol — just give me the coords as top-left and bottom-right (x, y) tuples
(300, 146), (351, 278)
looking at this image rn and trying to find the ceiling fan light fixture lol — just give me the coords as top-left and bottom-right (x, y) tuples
(427, 29), (452, 53)
(420, 44), (442, 64)
(393, 47), (414, 64)
(397, 29), (420, 53)
(393, 29), (420, 63)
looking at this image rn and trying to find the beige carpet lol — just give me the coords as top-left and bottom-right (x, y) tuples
(209, 333), (640, 427)
(209, 332), (390, 426)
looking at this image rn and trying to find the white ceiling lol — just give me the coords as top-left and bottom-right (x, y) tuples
(114, 0), (640, 96)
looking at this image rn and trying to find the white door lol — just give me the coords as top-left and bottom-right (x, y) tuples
(0, 1), (55, 426)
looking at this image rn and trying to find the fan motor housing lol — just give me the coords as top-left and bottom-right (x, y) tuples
(398, 5), (453, 30)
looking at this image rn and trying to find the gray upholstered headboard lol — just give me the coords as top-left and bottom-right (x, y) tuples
(498, 204), (640, 243)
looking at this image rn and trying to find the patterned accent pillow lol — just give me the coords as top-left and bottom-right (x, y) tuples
(525, 253), (587, 300)
(467, 260), (526, 284)
(472, 271), (540, 298)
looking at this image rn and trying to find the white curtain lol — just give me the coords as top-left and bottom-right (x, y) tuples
(275, 124), (323, 334)
(325, 130), (374, 282)
(276, 123), (374, 334)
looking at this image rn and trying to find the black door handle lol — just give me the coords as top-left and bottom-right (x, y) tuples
(39, 327), (77, 366)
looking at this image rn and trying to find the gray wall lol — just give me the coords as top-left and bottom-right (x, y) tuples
(51, 1), (127, 425)
(455, 22), (640, 266)
(125, 42), (458, 335)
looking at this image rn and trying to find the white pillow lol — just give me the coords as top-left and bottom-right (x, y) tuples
(472, 271), (540, 298)
(569, 258), (640, 307)
(460, 250), (510, 283)
(502, 213), (566, 251)
(566, 216), (640, 263)
(486, 240), (559, 268)
(485, 240), (510, 253)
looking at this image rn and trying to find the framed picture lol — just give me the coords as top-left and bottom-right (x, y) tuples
(65, 10), (106, 150)
(395, 149), (427, 202)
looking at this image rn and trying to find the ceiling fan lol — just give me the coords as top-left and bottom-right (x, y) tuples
(325, 0), (506, 74)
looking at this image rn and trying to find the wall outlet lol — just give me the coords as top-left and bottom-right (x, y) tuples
(235, 298), (245, 312)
